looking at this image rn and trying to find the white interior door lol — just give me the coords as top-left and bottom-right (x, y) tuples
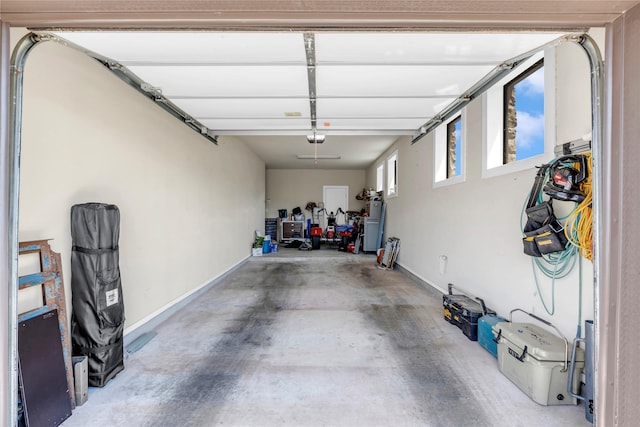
(323, 186), (349, 225)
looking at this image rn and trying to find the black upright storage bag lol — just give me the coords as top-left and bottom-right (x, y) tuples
(70, 203), (125, 387)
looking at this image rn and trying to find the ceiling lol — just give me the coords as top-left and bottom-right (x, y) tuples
(52, 30), (569, 168)
(6, 2), (637, 169)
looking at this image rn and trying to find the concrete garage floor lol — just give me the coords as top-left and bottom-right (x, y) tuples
(63, 249), (588, 427)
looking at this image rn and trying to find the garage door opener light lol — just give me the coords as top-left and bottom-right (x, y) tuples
(306, 133), (325, 144)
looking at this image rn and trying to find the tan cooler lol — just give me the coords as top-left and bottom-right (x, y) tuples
(492, 309), (584, 406)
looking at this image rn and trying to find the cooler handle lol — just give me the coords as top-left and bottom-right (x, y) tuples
(512, 345), (528, 362)
(493, 329), (502, 344)
(509, 308), (569, 372)
(568, 337), (585, 400)
(475, 297), (496, 316)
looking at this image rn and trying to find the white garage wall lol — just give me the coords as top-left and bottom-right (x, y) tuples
(367, 41), (596, 340)
(266, 169), (366, 225)
(17, 38), (265, 331)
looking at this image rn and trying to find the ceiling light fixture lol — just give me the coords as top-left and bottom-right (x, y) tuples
(296, 154), (340, 160)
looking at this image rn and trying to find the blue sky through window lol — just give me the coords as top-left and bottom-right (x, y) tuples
(454, 119), (462, 176)
(514, 66), (544, 160)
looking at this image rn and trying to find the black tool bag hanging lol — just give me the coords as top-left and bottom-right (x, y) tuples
(522, 166), (568, 257)
(70, 203), (125, 387)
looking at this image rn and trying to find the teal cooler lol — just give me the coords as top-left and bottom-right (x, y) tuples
(475, 297), (505, 358)
(478, 313), (506, 358)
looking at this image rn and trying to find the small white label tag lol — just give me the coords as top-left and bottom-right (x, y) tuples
(105, 289), (119, 307)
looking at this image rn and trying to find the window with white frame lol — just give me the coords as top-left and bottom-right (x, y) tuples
(447, 116), (462, 177)
(434, 112), (465, 186)
(503, 59), (545, 164)
(483, 49), (555, 178)
(387, 150), (398, 197)
(376, 163), (384, 192)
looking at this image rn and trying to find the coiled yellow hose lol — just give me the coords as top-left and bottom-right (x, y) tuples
(564, 152), (593, 261)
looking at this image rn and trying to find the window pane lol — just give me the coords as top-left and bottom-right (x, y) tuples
(504, 60), (544, 164)
(447, 116), (462, 178)
(376, 164), (384, 192)
(387, 152), (397, 196)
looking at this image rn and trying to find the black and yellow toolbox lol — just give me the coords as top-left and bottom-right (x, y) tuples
(442, 284), (485, 341)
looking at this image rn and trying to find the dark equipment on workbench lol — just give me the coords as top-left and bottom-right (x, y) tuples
(71, 203), (125, 387)
(292, 206), (304, 221)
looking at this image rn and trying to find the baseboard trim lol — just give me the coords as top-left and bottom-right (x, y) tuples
(394, 262), (446, 297)
(123, 256), (250, 348)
